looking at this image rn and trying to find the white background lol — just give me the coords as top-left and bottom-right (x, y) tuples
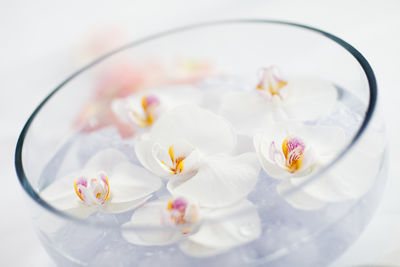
(1, 0), (399, 266)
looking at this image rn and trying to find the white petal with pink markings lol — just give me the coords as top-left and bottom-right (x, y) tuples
(40, 149), (162, 218)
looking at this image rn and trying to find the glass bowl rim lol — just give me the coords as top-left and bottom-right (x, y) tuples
(14, 19), (377, 229)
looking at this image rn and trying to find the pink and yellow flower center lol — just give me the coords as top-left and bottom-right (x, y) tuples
(165, 197), (199, 234)
(256, 66), (287, 98)
(131, 95), (160, 127)
(160, 145), (185, 175)
(282, 136), (305, 173)
(74, 172), (110, 205)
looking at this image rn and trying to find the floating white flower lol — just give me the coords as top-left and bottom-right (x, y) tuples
(219, 66), (338, 134)
(134, 104), (261, 208)
(254, 123), (350, 210)
(122, 197), (200, 246)
(278, 124), (385, 210)
(40, 149), (162, 218)
(111, 86), (201, 131)
(122, 196), (261, 257)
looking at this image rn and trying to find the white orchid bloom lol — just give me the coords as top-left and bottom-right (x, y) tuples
(111, 86), (201, 131)
(253, 123), (354, 210)
(134, 104), (261, 208)
(40, 149), (162, 218)
(219, 66), (338, 134)
(122, 196), (261, 257)
(277, 124), (385, 210)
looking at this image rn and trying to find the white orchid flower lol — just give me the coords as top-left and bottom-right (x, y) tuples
(40, 149), (162, 218)
(134, 104), (261, 208)
(219, 66), (338, 134)
(111, 86), (201, 131)
(122, 196), (261, 257)
(253, 123), (353, 210)
(276, 124), (386, 210)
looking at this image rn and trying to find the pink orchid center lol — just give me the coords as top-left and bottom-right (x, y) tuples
(131, 95), (160, 127)
(256, 66), (287, 98)
(269, 135), (306, 173)
(282, 136), (305, 173)
(165, 197), (199, 234)
(74, 172), (110, 205)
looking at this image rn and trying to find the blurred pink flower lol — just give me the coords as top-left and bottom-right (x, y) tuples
(74, 60), (213, 139)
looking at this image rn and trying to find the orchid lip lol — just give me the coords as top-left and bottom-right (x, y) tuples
(74, 172), (110, 205)
(256, 66), (287, 98)
(270, 135), (306, 173)
(282, 136), (305, 173)
(159, 145), (187, 175)
(130, 95), (160, 127)
(163, 197), (199, 234)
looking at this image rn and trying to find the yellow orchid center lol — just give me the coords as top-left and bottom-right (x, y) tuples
(74, 172), (110, 205)
(256, 66), (287, 98)
(160, 145), (185, 175)
(131, 95), (160, 127)
(282, 136), (305, 173)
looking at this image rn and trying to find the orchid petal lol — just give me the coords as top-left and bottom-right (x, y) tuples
(292, 131), (385, 202)
(178, 240), (227, 258)
(41, 149), (161, 217)
(151, 140), (201, 178)
(277, 180), (326, 210)
(163, 150), (202, 191)
(219, 76), (338, 135)
(135, 105), (237, 178)
(40, 172), (98, 219)
(290, 169), (352, 203)
(168, 153), (260, 208)
(150, 105), (236, 155)
(200, 83), (242, 113)
(134, 134), (168, 177)
(107, 162), (162, 203)
(254, 133), (291, 180)
(83, 148), (129, 178)
(60, 205), (98, 219)
(178, 149), (202, 176)
(253, 124), (346, 180)
(101, 195), (152, 214)
(111, 86), (202, 127)
(218, 92), (276, 134)
(284, 124), (346, 159)
(179, 200), (261, 257)
(233, 134), (256, 155)
(121, 201), (183, 246)
(283, 77), (338, 121)
(111, 91), (162, 126)
(111, 98), (132, 124)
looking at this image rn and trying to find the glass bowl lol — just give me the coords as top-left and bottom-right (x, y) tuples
(15, 20), (387, 267)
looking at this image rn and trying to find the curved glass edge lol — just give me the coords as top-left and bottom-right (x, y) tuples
(14, 19), (377, 229)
